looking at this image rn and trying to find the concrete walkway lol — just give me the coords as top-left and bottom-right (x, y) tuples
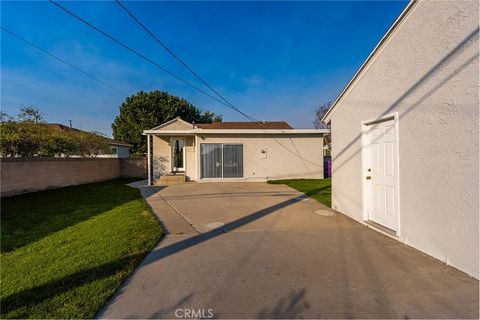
(98, 182), (478, 319)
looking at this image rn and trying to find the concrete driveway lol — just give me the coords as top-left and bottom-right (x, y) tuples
(98, 182), (478, 319)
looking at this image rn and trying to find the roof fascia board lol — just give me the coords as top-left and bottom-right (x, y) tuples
(322, 0), (417, 123)
(109, 142), (133, 147)
(143, 129), (329, 135)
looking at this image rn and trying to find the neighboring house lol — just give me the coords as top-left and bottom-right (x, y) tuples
(322, 0), (478, 278)
(47, 123), (132, 158)
(143, 118), (329, 183)
(100, 141), (131, 158)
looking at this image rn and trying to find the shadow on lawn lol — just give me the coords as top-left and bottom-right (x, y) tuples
(1, 179), (140, 253)
(1, 253), (145, 318)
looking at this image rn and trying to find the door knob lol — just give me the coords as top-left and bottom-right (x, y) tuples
(366, 176), (372, 180)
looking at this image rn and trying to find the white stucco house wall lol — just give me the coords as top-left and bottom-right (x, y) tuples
(322, 0), (479, 278)
(143, 118), (328, 183)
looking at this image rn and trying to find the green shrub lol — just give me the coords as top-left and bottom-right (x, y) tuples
(0, 122), (110, 158)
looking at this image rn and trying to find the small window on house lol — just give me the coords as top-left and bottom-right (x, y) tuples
(111, 147), (118, 155)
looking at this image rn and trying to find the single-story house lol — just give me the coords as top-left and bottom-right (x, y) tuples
(143, 118), (329, 184)
(322, 0), (478, 278)
(100, 140), (131, 158)
(47, 123), (132, 158)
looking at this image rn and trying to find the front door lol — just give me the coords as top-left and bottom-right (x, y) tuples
(363, 117), (398, 232)
(172, 138), (185, 172)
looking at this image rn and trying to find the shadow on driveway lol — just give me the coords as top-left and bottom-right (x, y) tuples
(98, 182), (479, 319)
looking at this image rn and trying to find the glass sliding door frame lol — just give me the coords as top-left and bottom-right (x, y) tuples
(222, 144), (243, 178)
(200, 143), (244, 179)
(200, 143), (222, 179)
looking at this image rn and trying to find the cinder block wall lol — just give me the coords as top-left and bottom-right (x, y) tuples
(120, 158), (147, 178)
(0, 158), (145, 197)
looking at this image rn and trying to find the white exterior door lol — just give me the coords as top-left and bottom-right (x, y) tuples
(364, 117), (398, 232)
(171, 138), (185, 172)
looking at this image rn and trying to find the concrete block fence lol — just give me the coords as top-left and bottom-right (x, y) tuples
(0, 157), (146, 197)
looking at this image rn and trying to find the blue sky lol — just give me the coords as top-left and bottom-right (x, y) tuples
(1, 1), (408, 136)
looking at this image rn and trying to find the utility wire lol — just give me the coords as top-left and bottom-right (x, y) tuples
(114, 0), (323, 168)
(48, 0), (249, 117)
(50, 0), (323, 167)
(1, 26), (128, 96)
(114, 0), (258, 123)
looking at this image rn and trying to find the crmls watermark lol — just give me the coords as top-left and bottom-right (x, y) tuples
(175, 308), (214, 319)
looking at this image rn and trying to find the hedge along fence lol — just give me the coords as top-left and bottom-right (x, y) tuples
(0, 122), (112, 158)
(0, 157), (147, 197)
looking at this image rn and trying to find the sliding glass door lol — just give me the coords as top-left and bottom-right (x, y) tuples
(200, 144), (243, 178)
(222, 144), (243, 178)
(200, 144), (222, 178)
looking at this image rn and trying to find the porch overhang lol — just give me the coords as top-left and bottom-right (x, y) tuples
(143, 129), (330, 135)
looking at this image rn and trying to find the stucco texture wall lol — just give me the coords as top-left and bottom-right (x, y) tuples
(152, 134), (324, 181)
(329, 0), (479, 277)
(152, 135), (196, 180)
(197, 134), (324, 181)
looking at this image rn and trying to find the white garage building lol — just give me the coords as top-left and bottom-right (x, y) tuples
(322, 0), (478, 278)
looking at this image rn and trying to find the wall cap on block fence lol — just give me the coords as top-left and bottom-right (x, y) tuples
(1, 157), (120, 162)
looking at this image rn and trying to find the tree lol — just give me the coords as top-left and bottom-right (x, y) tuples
(112, 90), (222, 154)
(198, 111), (222, 123)
(77, 131), (110, 157)
(0, 122), (51, 157)
(17, 106), (44, 123)
(45, 130), (80, 157)
(313, 101), (332, 129)
(0, 111), (13, 122)
(0, 107), (113, 158)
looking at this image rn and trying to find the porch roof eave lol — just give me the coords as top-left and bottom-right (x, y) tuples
(142, 130), (196, 136)
(142, 128), (330, 135)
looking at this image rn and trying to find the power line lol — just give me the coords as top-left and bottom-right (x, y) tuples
(50, 0), (323, 167)
(114, 1), (323, 168)
(48, 0), (247, 116)
(1, 26), (128, 96)
(114, 0), (258, 123)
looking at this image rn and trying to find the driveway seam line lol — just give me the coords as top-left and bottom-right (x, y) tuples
(158, 193), (202, 234)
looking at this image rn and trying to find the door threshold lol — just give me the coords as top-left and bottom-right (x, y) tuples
(365, 220), (397, 237)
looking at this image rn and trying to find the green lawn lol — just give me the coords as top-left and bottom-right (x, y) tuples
(268, 178), (331, 207)
(1, 179), (163, 319)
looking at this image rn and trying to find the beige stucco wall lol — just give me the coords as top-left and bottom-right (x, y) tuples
(329, 0), (479, 277)
(197, 134), (323, 181)
(156, 118), (193, 130)
(152, 135), (196, 180)
(152, 136), (170, 179)
(152, 134), (324, 181)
